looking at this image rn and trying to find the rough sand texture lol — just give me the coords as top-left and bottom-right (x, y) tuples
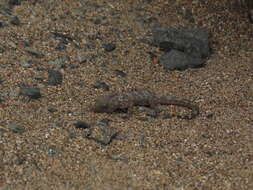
(0, 0), (252, 189)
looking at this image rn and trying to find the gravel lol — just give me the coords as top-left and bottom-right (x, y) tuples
(0, 0), (252, 189)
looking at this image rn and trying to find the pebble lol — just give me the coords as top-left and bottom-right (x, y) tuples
(19, 85), (41, 99)
(102, 43), (116, 52)
(8, 123), (25, 134)
(47, 69), (63, 85)
(74, 120), (90, 129)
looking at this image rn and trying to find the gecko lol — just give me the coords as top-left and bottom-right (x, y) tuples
(92, 90), (199, 119)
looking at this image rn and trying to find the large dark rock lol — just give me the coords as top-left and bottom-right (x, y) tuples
(153, 26), (210, 58)
(159, 50), (204, 71)
(152, 26), (211, 71)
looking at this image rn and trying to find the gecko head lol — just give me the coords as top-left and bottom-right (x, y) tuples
(93, 96), (110, 113)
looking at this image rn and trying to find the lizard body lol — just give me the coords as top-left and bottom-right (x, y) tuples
(92, 90), (199, 119)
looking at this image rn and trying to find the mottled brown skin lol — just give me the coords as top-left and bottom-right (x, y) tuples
(93, 90), (199, 119)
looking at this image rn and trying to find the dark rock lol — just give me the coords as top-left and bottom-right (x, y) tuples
(21, 63), (32, 68)
(9, 15), (20, 25)
(34, 75), (44, 81)
(93, 18), (101, 24)
(97, 118), (112, 125)
(102, 43), (116, 52)
(0, 20), (7, 27)
(67, 131), (77, 139)
(88, 32), (102, 40)
(147, 51), (158, 60)
(79, 81), (86, 88)
(87, 124), (118, 145)
(85, 43), (96, 49)
(69, 64), (79, 69)
(206, 113), (214, 119)
(49, 122), (62, 128)
(0, 97), (5, 102)
(159, 50), (204, 71)
(153, 26), (210, 58)
(19, 85), (41, 99)
(15, 156), (25, 165)
(47, 146), (58, 156)
(71, 7), (87, 18)
(48, 107), (58, 113)
(114, 69), (127, 77)
(146, 109), (158, 118)
(0, 47), (4, 53)
(162, 113), (173, 119)
(48, 57), (67, 68)
(0, 127), (7, 136)
(0, 4), (12, 16)
(201, 133), (210, 138)
(55, 41), (67, 50)
(92, 81), (109, 91)
(74, 120), (90, 129)
(21, 58), (36, 68)
(137, 117), (149, 121)
(47, 69), (63, 85)
(76, 53), (94, 63)
(248, 9), (253, 23)
(52, 32), (74, 42)
(8, 123), (25, 134)
(25, 47), (44, 58)
(8, 0), (21, 6)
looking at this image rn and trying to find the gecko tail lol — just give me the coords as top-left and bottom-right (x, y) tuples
(159, 96), (200, 119)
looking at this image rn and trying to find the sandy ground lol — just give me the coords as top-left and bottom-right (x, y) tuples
(0, 0), (252, 189)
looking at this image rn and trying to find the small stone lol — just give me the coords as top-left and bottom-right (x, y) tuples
(79, 82), (86, 88)
(55, 41), (67, 50)
(8, 0), (21, 6)
(25, 47), (44, 58)
(201, 133), (210, 138)
(0, 20), (7, 27)
(76, 53), (94, 63)
(102, 43), (116, 52)
(8, 123), (25, 134)
(159, 50), (204, 71)
(19, 85), (41, 99)
(206, 113), (214, 118)
(48, 107), (58, 113)
(114, 69), (127, 77)
(49, 122), (62, 128)
(22, 63), (32, 68)
(146, 109), (158, 118)
(15, 157), (25, 165)
(9, 16), (20, 25)
(97, 118), (112, 126)
(68, 131), (77, 139)
(162, 113), (173, 119)
(92, 81), (109, 91)
(47, 69), (63, 86)
(249, 10), (253, 23)
(47, 146), (58, 156)
(88, 124), (118, 145)
(74, 120), (90, 129)
(48, 57), (67, 68)
(93, 18), (101, 24)
(137, 117), (149, 121)
(0, 97), (5, 103)
(34, 75), (44, 81)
